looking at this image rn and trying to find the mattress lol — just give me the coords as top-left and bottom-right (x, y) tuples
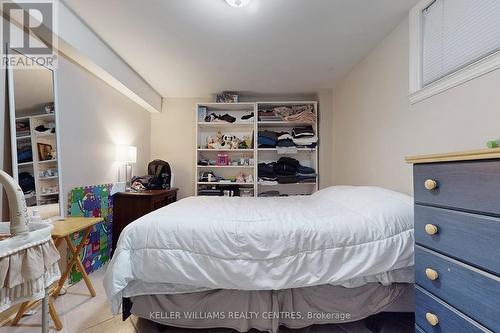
(130, 283), (414, 333)
(104, 186), (414, 314)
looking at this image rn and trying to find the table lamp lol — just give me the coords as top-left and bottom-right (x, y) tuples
(115, 145), (137, 188)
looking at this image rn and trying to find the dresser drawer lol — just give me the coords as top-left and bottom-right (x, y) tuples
(415, 246), (500, 331)
(415, 325), (425, 333)
(415, 286), (491, 333)
(415, 205), (500, 275)
(414, 160), (500, 215)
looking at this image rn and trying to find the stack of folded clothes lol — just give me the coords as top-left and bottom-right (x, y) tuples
(284, 110), (316, 123)
(292, 126), (318, 148)
(296, 165), (317, 183)
(258, 131), (278, 148)
(276, 132), (295, 153)
(273, 157), (299, 184)
(258, 110), (282, 122)
(258, 105), (317, 124)
(258, 129), (318, 150)
(258, 162), (278, 185)
(259, 157), (317, 185)
(17, 144), (33, 163)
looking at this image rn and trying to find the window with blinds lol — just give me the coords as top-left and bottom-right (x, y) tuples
(422, 0), (500, 86)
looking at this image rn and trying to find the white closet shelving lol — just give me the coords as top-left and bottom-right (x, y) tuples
(195, 103), (257, 197)
(195, 101), (318, 197)
(13, 113), (59, 207)
(256, 102), (318, 197)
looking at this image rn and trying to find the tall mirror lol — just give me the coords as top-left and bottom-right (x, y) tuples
(7, 51), (62, 217)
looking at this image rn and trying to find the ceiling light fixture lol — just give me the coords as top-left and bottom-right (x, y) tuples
(225, 0), (251, 8)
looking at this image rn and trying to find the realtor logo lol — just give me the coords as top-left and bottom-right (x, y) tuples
(1, 0), (58, 68)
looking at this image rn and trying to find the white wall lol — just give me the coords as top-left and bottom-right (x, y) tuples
(317, 89), (334, 188)
(151, 98), (210, 200)
(57, 56), (151, 208)
(332, 17), (500, 195)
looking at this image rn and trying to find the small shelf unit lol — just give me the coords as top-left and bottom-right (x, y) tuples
(195, 101), (319, 197)
(12, 113), (60, 207)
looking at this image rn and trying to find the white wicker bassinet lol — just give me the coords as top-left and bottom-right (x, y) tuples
(0, 170), (61, 332)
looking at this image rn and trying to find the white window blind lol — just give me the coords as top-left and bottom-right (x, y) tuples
(422, 0), (500, 86)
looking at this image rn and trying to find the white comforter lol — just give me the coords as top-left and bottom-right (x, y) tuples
(104, 186), (414, 313)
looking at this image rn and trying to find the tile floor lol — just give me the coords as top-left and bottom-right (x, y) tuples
(0, 265), (414, 333)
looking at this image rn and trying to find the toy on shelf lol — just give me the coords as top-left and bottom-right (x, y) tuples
(205, 130), (249, 150)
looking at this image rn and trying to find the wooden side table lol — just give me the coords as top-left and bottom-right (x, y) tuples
(113, 189), (178, 253)
(11, 217), (103, 331)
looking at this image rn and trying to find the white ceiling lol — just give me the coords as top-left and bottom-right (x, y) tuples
(64, 0), (418, 98)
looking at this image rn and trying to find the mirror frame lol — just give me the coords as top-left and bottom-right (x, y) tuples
(6, 46), (64, 218)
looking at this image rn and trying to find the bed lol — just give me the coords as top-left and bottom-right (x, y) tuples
(104, 186), (414, 332)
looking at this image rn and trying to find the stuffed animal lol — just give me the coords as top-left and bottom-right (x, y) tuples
(222, 135), (238, 149)
(236, 173), (246, 183)
(244, 135), (252, 149)
(245, 174), (253, 183)
(230, 136), (240, 149)
(216, 131), (224, 144)
(207, 132), (223, 149)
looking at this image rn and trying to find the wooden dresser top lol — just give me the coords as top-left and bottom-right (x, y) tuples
(406, 148), (500, 164)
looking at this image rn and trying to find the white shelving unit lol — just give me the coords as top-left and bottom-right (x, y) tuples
(195, 101), (319, 197)
(195, 103), (257, 197)
(256, 101), (318, 197)
(12, 113), (60, 207)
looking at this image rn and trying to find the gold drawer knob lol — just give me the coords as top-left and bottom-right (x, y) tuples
(425, 268), (439, 281)
(426, 312), (439, 326)
(425, 224), (439, 235)
(424, 179), (438, 190)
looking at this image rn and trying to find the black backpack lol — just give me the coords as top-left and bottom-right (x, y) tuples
(147, 160), (171, 189)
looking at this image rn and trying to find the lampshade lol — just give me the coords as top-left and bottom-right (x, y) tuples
(115, 145), (137, 163)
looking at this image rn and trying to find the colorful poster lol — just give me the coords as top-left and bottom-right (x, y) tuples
(68, 184), (113, 284)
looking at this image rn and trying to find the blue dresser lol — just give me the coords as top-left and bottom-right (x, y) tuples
(407, 149), (500, 333)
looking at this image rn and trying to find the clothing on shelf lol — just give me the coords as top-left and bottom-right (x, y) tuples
(241, 112), (254, 120)
(259, 158), (316, 185)
(284, 111), (316, 123)
(258, 179), (278, 186)
(18, 172), (35, 193)
(204, 113), (236, 123)
(34, 123), (56, 134)
(297, 165), (315, 174)
(258, 110), (282, 121)
(297, 175), (317, 183)
(276, 175), (297, 184)
(276, 139), (295, 147)
(296, 164), (316, 183)
(292, 126), (318, 147)
(277, 133), (293, 140)
(258, 128), (318, 149)
(258, 130), (279, 148)
(259, 190), (287, 197)
(292, 126), (315, 138)
(258, 163), (277, 180)
(17, 144), (33, 163)
(274, 157), (299, 176)
(258, 104), (316, 124)
(16, 122), (30, 137)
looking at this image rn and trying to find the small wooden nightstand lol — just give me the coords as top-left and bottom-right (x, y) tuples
(112, 189), (178, 253)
